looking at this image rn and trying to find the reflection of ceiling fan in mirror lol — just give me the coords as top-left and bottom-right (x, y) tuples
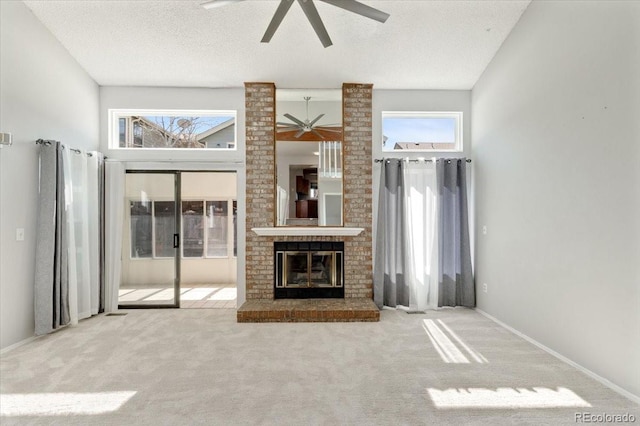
(201, 0), (389, 48)
(277, 97), (342, 141)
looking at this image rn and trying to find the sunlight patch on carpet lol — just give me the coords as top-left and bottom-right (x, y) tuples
(0, 391), (137, 416)
(436, 319), (488, 363)
(422, 319), (488, 363)
(427, 387), (591, 409)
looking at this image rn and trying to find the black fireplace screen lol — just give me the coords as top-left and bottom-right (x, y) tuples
(275, 241), (344, 299)
(285, 252), (334, 287)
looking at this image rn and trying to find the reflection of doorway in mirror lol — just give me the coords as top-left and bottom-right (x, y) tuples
(274, 143), (343, 226)
(321, 193), (342, 226)
(291, 165), (318, 226)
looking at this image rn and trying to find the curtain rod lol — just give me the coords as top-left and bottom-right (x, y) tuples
(36, 139), (97, 157)
(374, 158), (471, 163)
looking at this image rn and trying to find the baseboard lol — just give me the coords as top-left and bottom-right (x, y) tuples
(0, 335), (39, 355)
(475, 308), (640, 405)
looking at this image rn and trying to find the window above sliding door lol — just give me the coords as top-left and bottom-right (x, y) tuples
(109, 109), (237, 150)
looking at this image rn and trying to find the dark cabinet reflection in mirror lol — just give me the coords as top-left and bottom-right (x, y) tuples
(275, 89), (343, 227)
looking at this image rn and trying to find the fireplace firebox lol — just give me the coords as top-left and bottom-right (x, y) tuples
(274, 241), (344, 299)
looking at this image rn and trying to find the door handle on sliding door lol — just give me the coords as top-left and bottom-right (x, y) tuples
(173, 234), (180, 248)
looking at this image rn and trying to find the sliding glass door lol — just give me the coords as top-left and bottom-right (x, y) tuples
(119, 172), (180, 307)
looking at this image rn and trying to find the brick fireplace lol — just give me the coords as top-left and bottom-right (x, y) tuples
(239, 82), (378, 322)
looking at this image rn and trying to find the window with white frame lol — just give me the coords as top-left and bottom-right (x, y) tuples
(129, 199), (236, 259)
(110, 109), (237, 150)
(382, 111), (463, 152)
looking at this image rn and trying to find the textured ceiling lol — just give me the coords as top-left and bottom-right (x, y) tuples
(23, 0), (530, 89)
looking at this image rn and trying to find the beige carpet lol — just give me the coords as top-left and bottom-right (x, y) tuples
(1, 308), (637, 425)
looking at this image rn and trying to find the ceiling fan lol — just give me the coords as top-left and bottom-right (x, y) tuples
(277, 97), (342, 139)
(201, 0), (390, 48)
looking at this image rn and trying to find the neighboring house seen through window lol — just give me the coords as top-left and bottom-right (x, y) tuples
(110, 109), (237, 150)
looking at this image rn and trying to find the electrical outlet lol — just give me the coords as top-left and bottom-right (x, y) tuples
(482, 225), (487, 235)
(16, 228), (25, 241)
(482, 283), (488, 293)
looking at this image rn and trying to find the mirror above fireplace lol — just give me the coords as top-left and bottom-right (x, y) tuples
(275, 89), (343, 227)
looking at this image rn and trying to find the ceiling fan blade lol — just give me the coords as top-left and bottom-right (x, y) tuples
(276, 122), (299, 127)
(319, 0), (389, 23)
(201, 0), (245, 10)
(261, 0), (295, 43)
(311, 129), (325, 139)
(297, 0), (333, 48)
(314, 127), (342, 133)
(284, 113), (307, 127)
(308, 113), (325, 127)
(277, 127), (301, 132)
(295, 129), (306, 138)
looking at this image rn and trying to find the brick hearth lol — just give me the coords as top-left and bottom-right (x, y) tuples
(237, 298), (379, 322)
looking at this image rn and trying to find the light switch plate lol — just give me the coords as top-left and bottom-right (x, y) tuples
(16, 228), (24, 241)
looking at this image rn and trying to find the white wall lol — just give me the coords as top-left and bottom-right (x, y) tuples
(473, 0), (639, 398)
(0, 1), (99, 350)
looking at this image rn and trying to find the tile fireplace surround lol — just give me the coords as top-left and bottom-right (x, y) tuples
(240, 82), (379, 322)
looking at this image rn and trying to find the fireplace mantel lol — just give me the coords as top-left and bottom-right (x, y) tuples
(252, 227), (364, 237)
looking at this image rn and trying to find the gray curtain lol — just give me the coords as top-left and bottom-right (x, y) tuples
(438, 158), (475, 307)
(34, 142), (70, 335)
(374, 159), (408, 308)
